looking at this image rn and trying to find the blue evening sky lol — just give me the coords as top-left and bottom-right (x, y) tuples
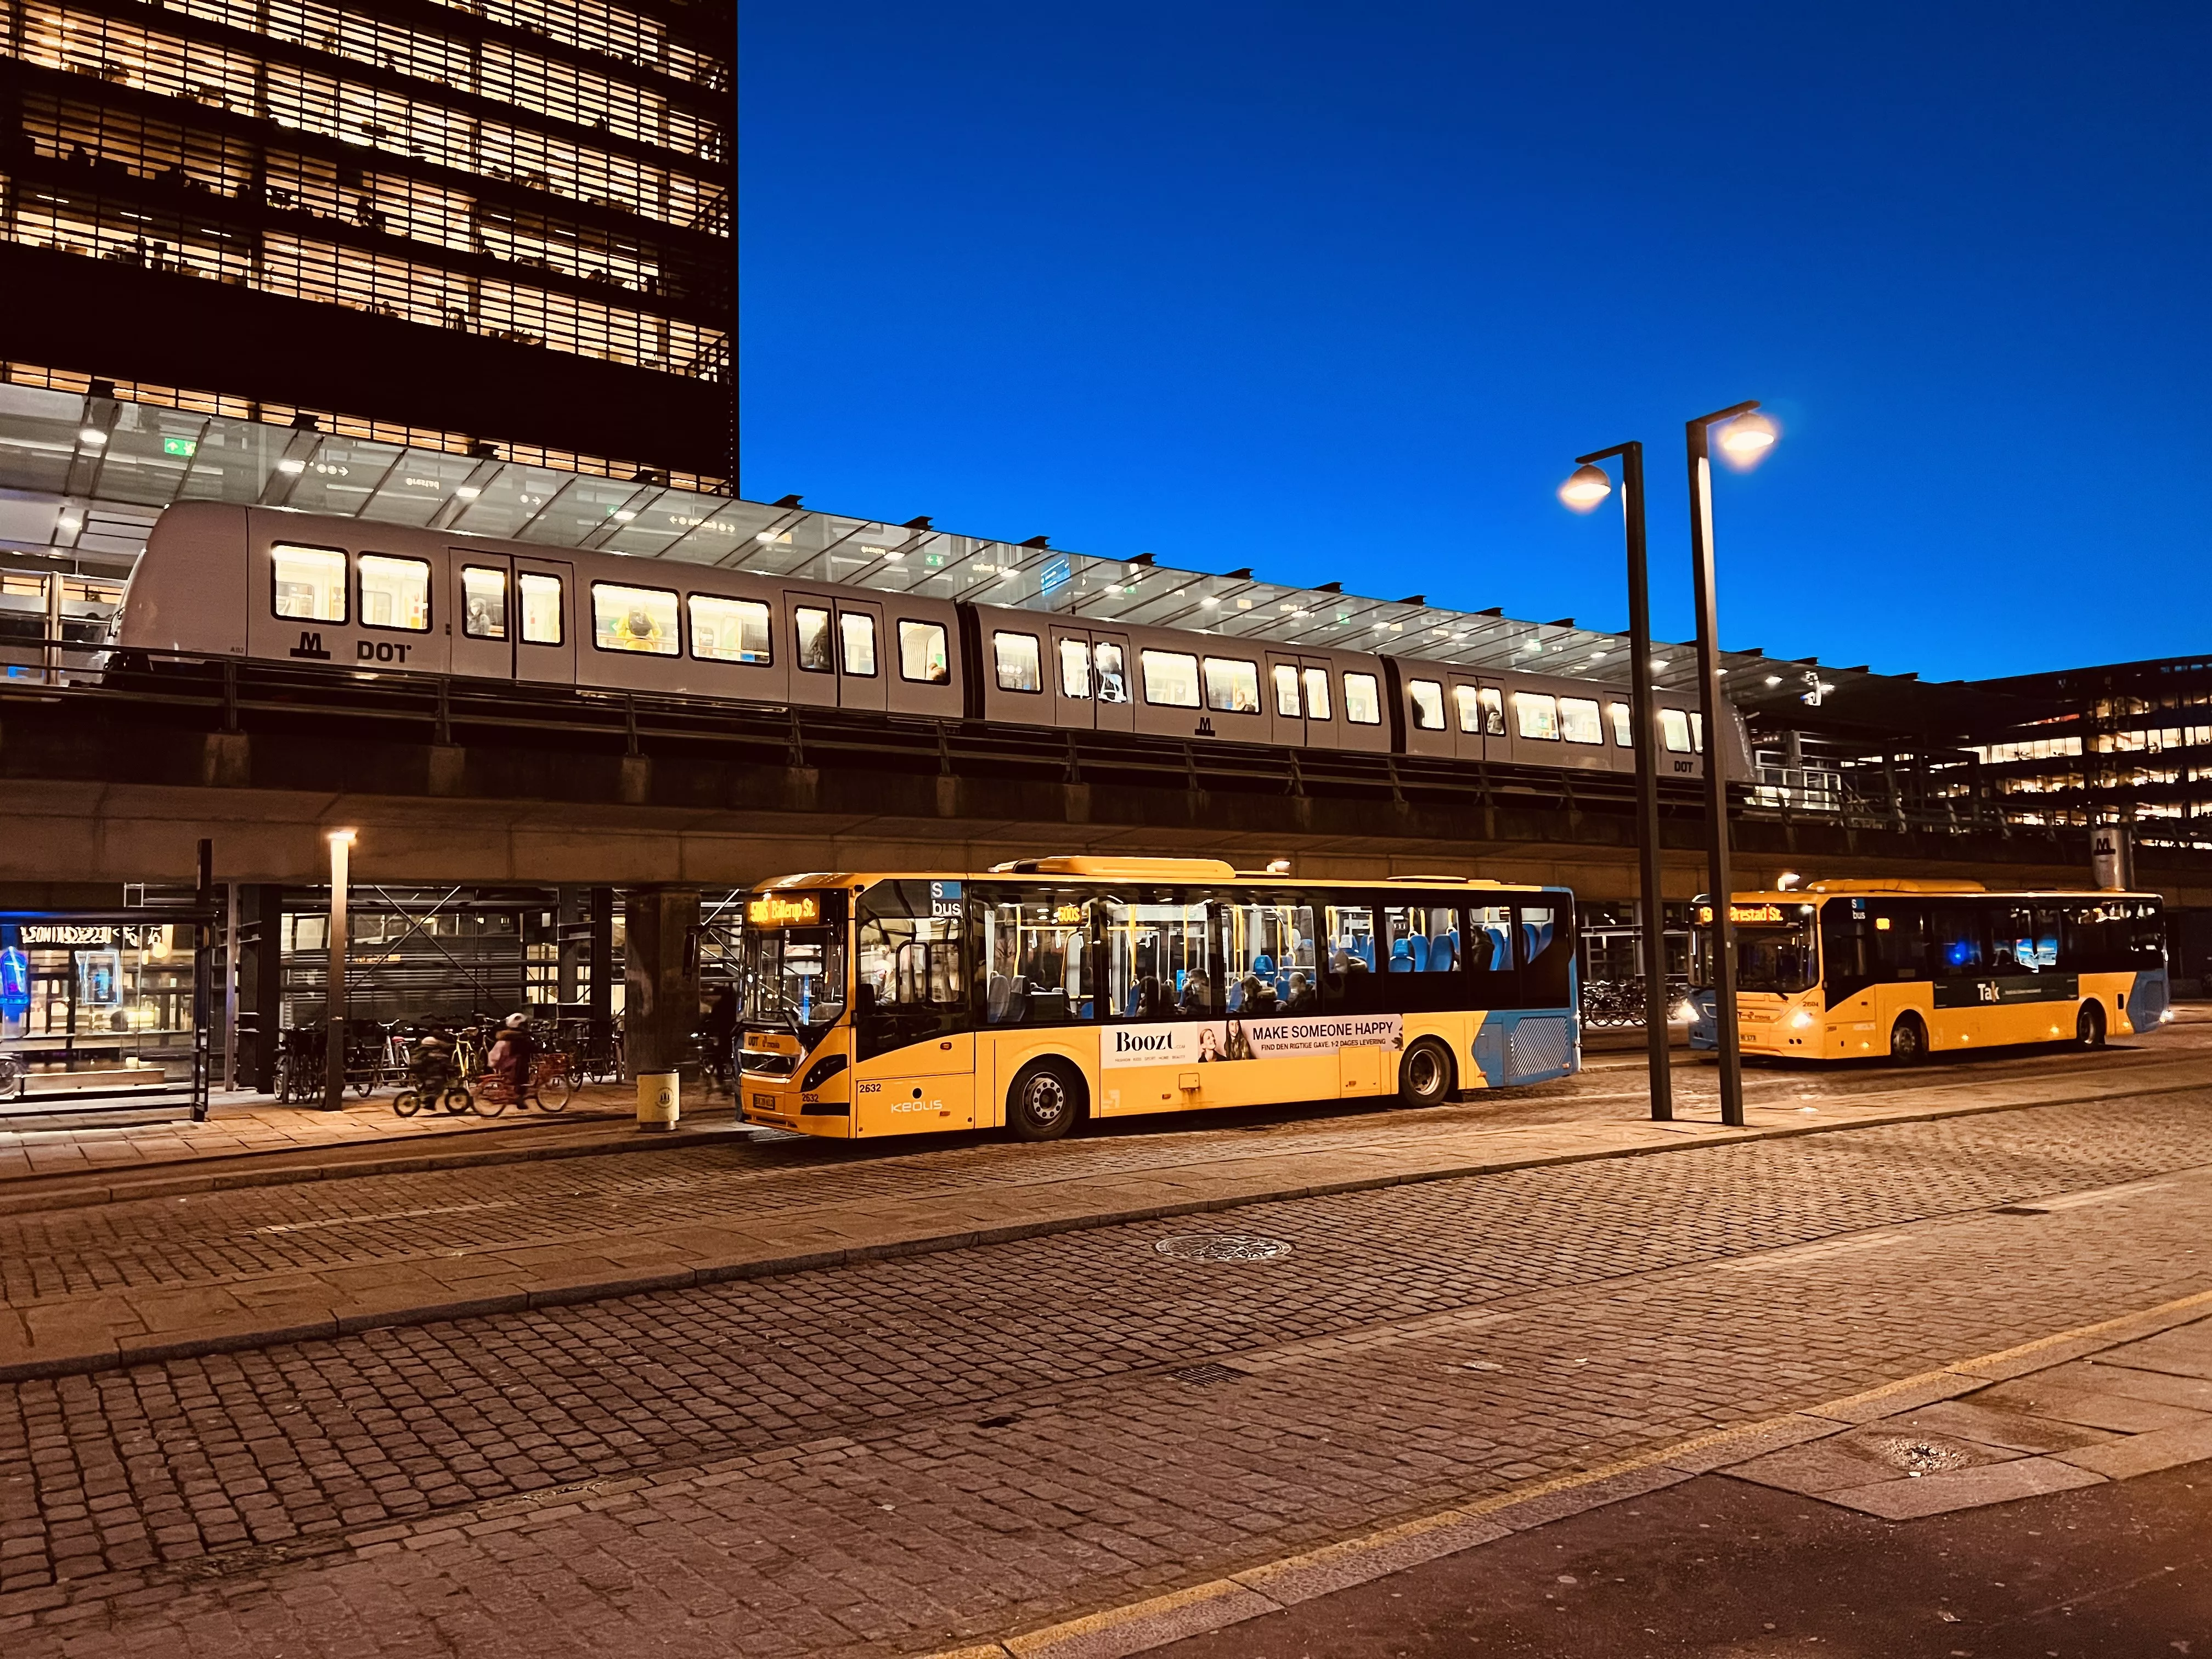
(738, 3), (2210, 682)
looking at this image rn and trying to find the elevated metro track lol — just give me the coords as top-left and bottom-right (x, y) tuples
(3, 656), (2206, 901)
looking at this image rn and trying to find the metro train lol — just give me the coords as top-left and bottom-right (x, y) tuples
(115, 501), (1752, 780)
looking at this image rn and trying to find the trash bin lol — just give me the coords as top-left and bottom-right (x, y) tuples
(636, 1070), (679, 1131)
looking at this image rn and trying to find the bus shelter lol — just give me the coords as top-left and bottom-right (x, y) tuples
(0, 907), (216, 1122)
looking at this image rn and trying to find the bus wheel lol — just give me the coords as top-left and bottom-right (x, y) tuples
(1398, 1039), (1455, 1107)
(1888, 1014), (1928, 1067)
(2076, 1001), (2106, 1049)
(1008, 1059), (1084, 1142)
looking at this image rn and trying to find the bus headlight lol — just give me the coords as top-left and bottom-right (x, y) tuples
(1673, 1001), (1696, 1023)
(2160, 1008), (2176, 1023)
(1790, 1009), (1816, 1029)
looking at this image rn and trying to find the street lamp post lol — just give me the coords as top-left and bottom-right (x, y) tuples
(1685, 402), (1779, 1129)
(323, 829), (354, 1111)
(1559, 443), (1671, 1122)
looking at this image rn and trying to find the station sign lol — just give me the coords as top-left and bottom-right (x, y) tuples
(18, 924), (167, 949)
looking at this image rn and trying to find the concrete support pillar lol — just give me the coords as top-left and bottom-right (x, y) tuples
(235, 883), (284, 1094)
(588, 885), (614, 1042)
(623, 886), (700, 1080)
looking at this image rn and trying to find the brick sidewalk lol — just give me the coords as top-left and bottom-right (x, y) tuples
(1, 1045), (2208, 1382)
(0, 1085), (658, 1183)
(0, 1101), (2207, 1656)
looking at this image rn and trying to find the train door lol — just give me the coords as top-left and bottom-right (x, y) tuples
(1091, 631), (1134, 733)
(449, 555), (515, 681)
(835, 596), (887, 712)
(513, 556), (575, 686)
(784, 591), (841, 709)
(1474, 679), (1509, 763)
(1049, 627), (1096, 730)
(1265, 652), (1306, 748)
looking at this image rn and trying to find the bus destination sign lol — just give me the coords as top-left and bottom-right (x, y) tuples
(746, 893), (822, 929)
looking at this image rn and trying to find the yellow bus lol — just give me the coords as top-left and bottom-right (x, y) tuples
(737, 856), (1581, 1140)
(1688, 879), (2171, 1065)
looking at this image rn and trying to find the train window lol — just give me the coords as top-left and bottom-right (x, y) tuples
(461, 567), (507, 640)
(1560, 697), (1602, 744)
(1345, 673), (1382, 725)
(1660, 708), (1692, 752)
(689, 595), (771, 664)
(1142, 650), (1201, 708)
(994, 631), (1042, 693)
(794, 606), (833, 673)
(270, 543), (347, 622)
(1272, 664), (1300, 718)
(1514, 692), (1560, 740)
(840, 612), (878, 676)
(518, 574), (563, 644)
(1203, 657), (1261, 714)
(1301, 666), (1331, 720)
(899, 620), (950, 684)
(1094, 641), (1130, 703)
(1476, 686), (1506, 735)
(1690, 711), (1706, 753)
(591, 583), (678, 655)
(357, 555), (430, 632)
(1059, 638), (1091, 699)
(1607, 702), (1630, 746)
(1453, 686), (1481, 733)
(1409, 680), (1445, 731)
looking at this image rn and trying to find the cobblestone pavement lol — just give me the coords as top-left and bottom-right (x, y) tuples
(0, 1089), (2209, 1655)
(1, 1035), (2200, 1308)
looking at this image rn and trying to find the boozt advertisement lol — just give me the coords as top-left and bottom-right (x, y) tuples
(1103, 1013), (1402, 1068)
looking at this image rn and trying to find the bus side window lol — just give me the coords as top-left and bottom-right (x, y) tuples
(1321, 903), (1386, 1013)
(1461, 906), (1515, 1010)
(1377, 904), (1466, 1013)
(853, 881), (968, 1062)
(976, 890), (1093, 1025)
(1930, 906), (1988, 977)
(1104, 898), (1210, 1020)
(1215, 903), (1316, 1015)
(1517, 902), (1573, 1009)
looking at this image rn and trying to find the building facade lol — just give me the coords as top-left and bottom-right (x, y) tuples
(1966, 657), (2212, 855)
(0, 0), (733, 484)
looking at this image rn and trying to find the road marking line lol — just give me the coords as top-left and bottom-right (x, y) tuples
(911, 1284), (2212, 1659)
(1995, 1177), (2176, 1215)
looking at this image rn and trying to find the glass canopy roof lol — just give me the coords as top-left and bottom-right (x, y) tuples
(0, 381), (1866, 700)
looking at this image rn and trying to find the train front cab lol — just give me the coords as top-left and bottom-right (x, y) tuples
(1687, 882), (2172, 1063)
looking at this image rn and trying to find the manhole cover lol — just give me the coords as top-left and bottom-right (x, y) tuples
(1154, 1233), (1293, 1262)
(1856, 1434), (1980, 1477)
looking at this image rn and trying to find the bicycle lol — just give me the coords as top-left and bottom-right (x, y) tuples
(472, 1051), (573, 1115)
(271, 1026), (324, 1103)
(393, 1051), (473, 1117)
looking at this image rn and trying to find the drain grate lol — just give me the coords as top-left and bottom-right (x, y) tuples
(1167, 1363), (1243, 1386)
(1154, 1233), (1293, 1262)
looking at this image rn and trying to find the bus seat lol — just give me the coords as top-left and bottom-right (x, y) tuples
(988, 974), (1012, 1023)
(1389, 939), (1413, 972)
(1410, 936), (1429, 972)
(1430, 935), (1457, 972)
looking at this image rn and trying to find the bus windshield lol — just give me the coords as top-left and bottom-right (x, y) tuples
(1732, 919), (1819, 994)
(743, 925), (847, 1031)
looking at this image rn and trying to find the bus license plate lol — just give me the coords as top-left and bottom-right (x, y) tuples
(752, 1093), (777, 1111)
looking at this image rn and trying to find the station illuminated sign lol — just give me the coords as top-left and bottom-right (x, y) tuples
(746, 893), (822, 928)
